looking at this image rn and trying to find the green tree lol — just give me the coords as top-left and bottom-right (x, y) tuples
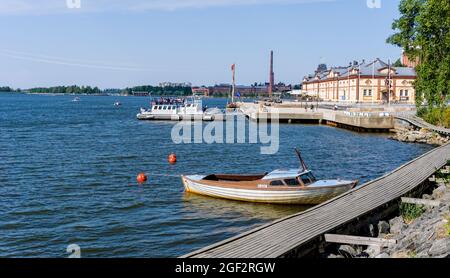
(387, 0), (450, 110)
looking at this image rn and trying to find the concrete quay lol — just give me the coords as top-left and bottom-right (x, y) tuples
(238, 102), (397, 131)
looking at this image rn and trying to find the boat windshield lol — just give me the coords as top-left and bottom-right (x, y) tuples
(300, 172), (316, 185)
(284, 178), (300, 187)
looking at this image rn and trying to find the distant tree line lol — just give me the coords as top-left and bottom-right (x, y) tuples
(0, 86), (16, 92)
(121, 85), (193, 96)
(26, 85), (102, 95)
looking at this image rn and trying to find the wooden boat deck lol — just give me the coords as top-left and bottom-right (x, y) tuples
(182, 143), (450, 258)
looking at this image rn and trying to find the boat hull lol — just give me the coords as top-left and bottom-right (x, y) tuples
(181, 176), (355, 205)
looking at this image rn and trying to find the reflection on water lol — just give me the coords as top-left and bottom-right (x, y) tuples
(182, 193), (309, 221)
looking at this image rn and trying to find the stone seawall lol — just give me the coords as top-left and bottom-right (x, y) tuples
(325, 182), (450, 258)
(391, 126), (449, 145)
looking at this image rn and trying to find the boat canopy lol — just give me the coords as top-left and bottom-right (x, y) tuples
(262, 169), (310, 180)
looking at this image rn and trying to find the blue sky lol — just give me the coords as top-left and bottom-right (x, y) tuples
(0, 0), (403, 89)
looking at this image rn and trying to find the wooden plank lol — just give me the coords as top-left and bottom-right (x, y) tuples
(401, 197), (441, 207)
(324, 234), (396, 247)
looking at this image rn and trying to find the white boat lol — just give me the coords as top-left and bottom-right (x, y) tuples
(71, 97), (80, 102)
(137, 97), (219, 121)
(181, 149), (358, 205)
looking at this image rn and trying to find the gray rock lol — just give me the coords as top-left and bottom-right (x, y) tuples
(365, 245), (382, 258)
(378, 221), (390, 235)
(399, 231), (420, 250)
(369, 224), (376, 237)
(415, 251), (429, 258)
(327, 253), (344, 259)
(422, 194), (432, 200)
(375, 253), (390, 258)
(338, 245), (358, 258)
(432, 185), (447, 199)
(428, 238), (450, 257)
(389, 216), (405, 234)
(377, 233), (387, 239)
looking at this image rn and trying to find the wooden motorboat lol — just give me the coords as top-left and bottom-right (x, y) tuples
(181, 149), (358, 205)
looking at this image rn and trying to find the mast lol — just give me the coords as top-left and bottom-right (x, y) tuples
(294, 148), (309, 172)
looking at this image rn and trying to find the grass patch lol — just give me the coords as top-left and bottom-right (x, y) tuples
(400, 203), (426, 223)
(408, 250), (417, 258)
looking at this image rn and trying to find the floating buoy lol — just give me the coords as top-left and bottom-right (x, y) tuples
(168, 153), (177, 165)
(136, 173), (147, 184)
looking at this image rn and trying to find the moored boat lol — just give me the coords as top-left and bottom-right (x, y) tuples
(137, 96), (220, 121)
(181, 149), (358, 205)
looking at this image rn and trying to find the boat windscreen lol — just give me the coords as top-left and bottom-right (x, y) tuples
(284, 178), (300, 186)
(300, 172), (316, 185)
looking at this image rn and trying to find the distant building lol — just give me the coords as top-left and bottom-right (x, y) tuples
(401, 51), (420, 68)
(206, 83), (291, 97)
(159, 82), (192, 88)
(192, 86), (210, 97)
(131, 91), (150, 96)
(301, 58), (416, 103)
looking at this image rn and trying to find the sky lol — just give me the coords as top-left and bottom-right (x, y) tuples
(0, 0), (403, 89)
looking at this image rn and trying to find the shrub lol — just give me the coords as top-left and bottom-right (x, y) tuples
(442, 107), (450, 128)
(417, 107), (450, 128)
(400, 203), (426, 223)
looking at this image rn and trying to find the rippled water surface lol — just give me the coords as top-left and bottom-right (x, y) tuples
(0, 93), (433, 257)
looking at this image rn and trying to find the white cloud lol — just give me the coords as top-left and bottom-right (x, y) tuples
(0, 0), (335, 15)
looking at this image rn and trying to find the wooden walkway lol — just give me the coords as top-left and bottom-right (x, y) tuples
(182, 143), (450, 258)
(395, 114), (450, 136)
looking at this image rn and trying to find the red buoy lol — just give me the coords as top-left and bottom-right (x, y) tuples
(168, 153), (177, 165)
(136, 173), (147, 184)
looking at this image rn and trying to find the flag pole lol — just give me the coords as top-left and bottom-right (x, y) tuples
(388, 58), (390, 106)
(231, 64), (235, 103)
(372, 58), (375, 105)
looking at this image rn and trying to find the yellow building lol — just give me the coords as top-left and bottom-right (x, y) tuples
(302, 59), (416, 104)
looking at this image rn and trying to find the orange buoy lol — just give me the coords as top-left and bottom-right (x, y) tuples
(168, 153), (177, 165)
(136, 173), (147, 184)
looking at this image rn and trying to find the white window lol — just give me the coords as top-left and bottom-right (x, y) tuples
(400, 90), (403, 96)
(405, 90), (408, 96)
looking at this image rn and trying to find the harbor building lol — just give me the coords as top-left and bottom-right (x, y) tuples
(205, 83), (291, 97)
(301, 58), (416, 104)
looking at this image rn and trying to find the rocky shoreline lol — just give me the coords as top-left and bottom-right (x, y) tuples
(326, 183), (450, 258)
(391, 126), (449, 145)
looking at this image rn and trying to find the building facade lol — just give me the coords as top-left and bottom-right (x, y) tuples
(301, 58), (416, 104)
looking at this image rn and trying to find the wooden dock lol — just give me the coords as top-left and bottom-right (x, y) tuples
(182, 143), (450, 258)
(395, 114), (450, 136)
